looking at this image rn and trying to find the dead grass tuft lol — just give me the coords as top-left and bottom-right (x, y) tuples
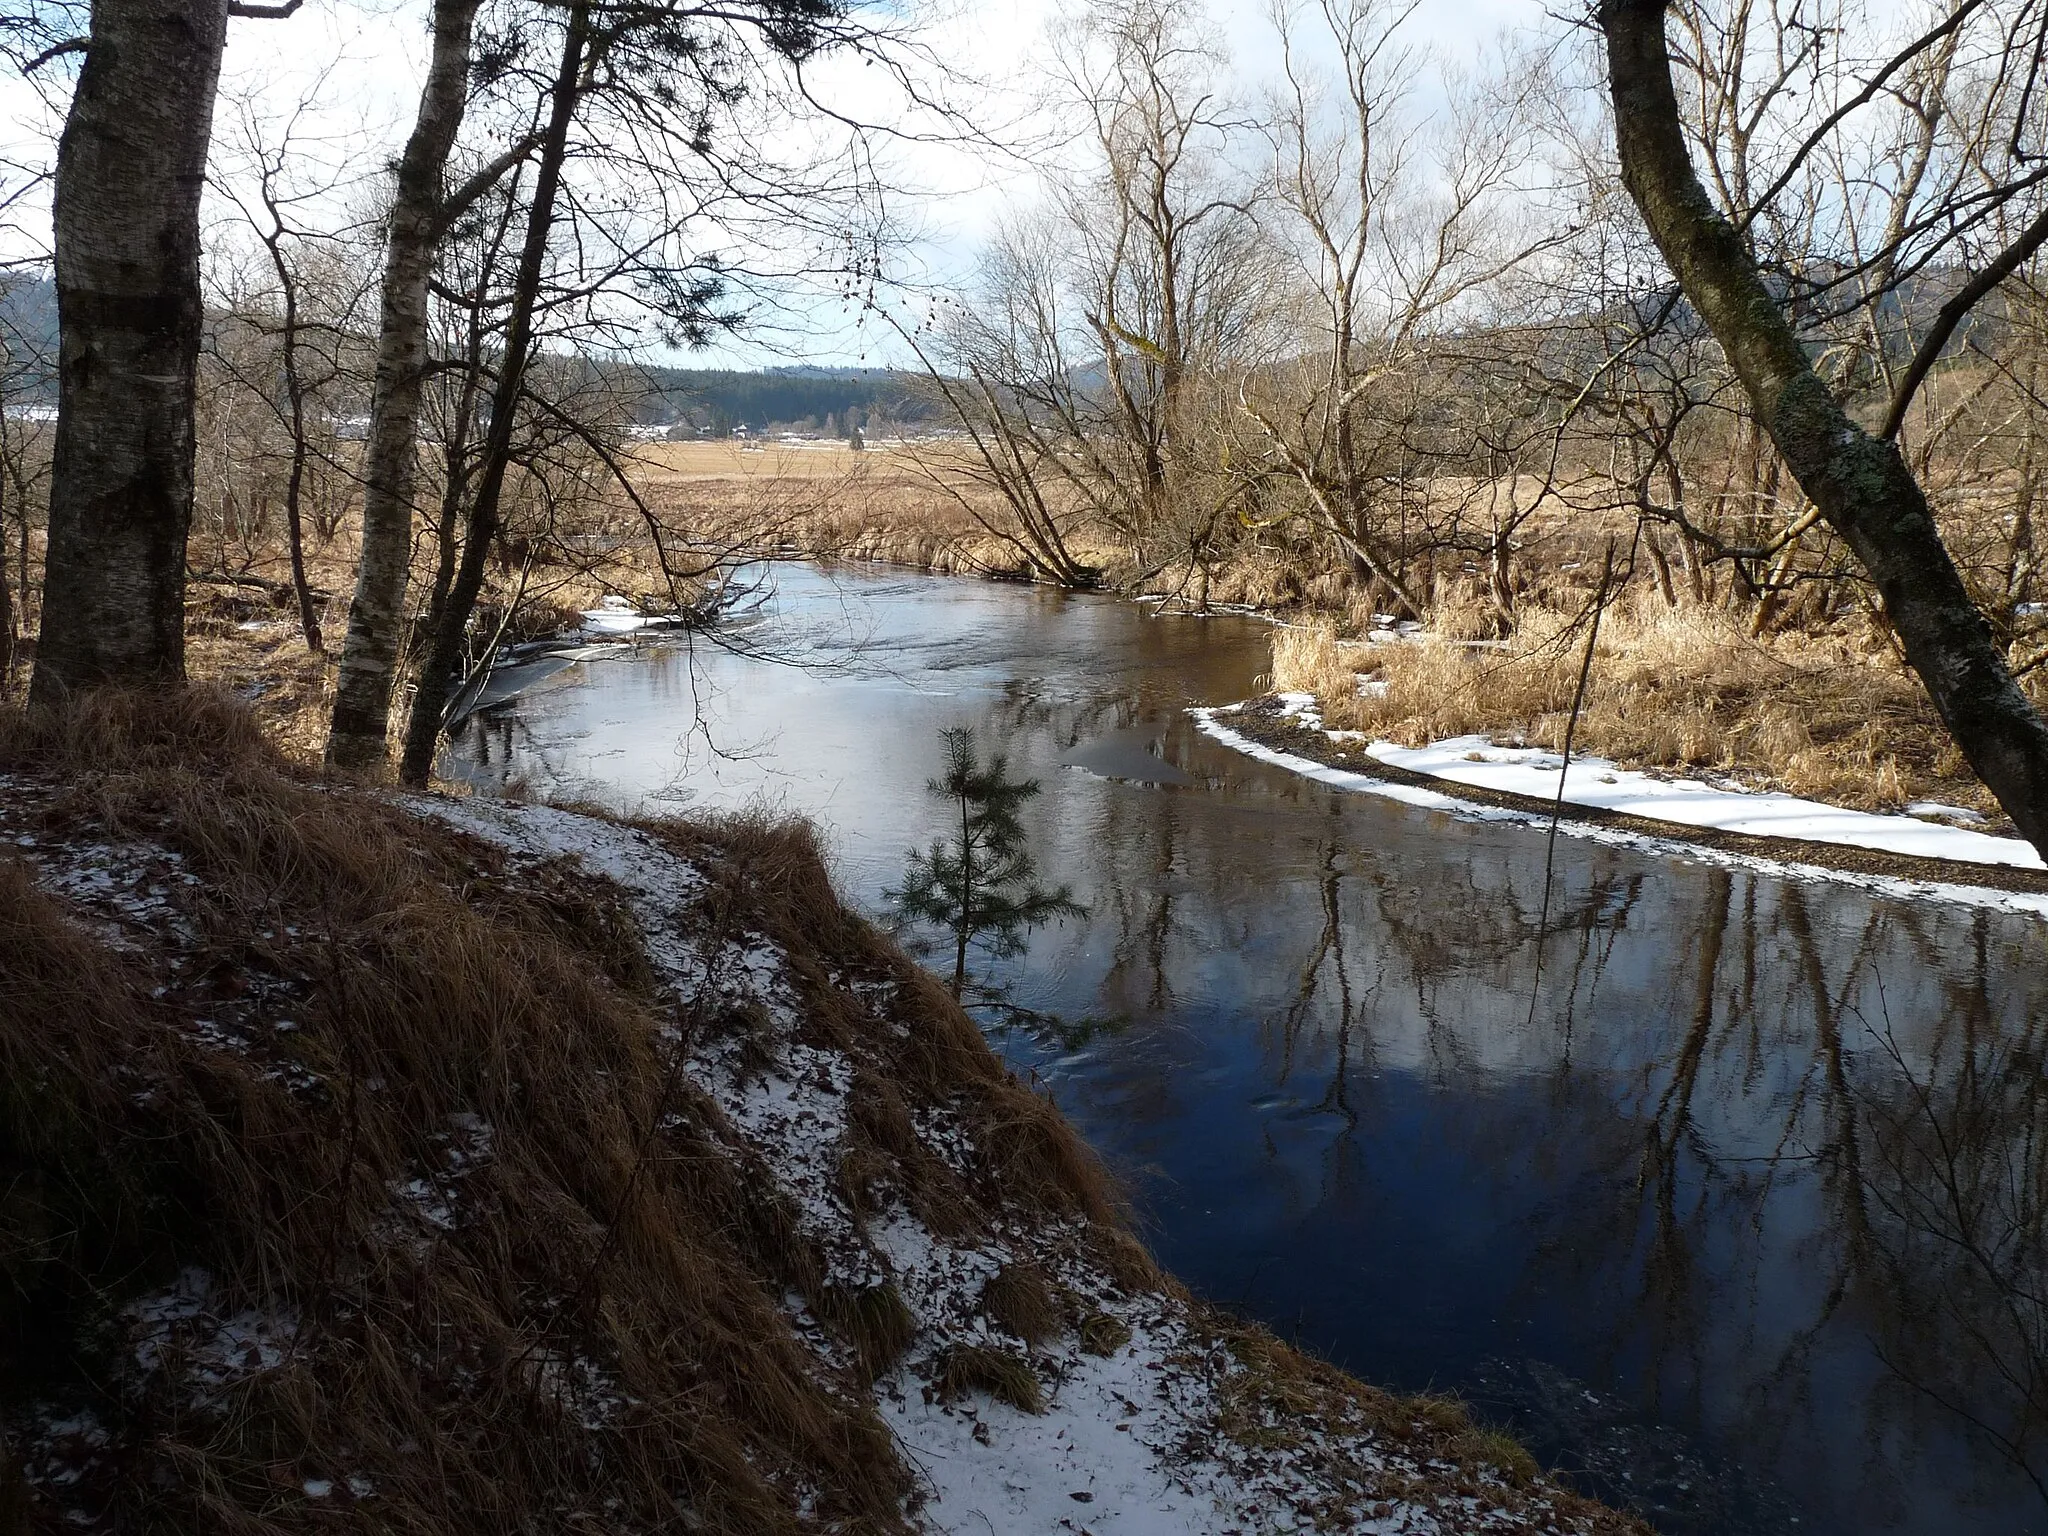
(1276, 594), (1994, 817)
(1078, 1311), (1132, 1358)
(815, 1283), (918, 1384)
(1471, 1425), (1542, 1486)
(934, 1343), (1043, 1415)
(979, 1263), (1062, 1347)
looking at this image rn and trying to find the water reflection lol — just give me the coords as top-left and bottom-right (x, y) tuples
(452, 563), (2048, 1535)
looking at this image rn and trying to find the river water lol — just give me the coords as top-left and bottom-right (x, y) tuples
(452, 562), (2048, 1535)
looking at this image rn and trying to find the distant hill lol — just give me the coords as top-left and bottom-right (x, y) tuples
(0, 277), (939, 431)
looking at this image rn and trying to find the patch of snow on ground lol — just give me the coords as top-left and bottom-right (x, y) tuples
(870, 1203), (1433, 1535)
(3, 823), (204, 950)
(121, 1268), (301, 1409)
(1364, 733), (2042, 869)
(1192, 708), (2048, 921)
(1907, 800), (1988, 825)
(891, 1311), (1282, 1535)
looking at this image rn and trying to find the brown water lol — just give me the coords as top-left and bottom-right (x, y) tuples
(452, 562), (2048, 1534)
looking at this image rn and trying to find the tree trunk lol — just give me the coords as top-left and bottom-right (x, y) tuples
(28, 0), (228, 704)
(0, 419), (13, 692)
(397, 2), (589, 787)
(325, 0), (482, 771)
(1601, 0), (2048, 859)
(1645, 533), (1677, 607)
(0, 537), (13, 694)
(277, 277), (322, 652)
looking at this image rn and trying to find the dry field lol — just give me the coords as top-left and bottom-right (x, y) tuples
(1270, 596), (1997, 821)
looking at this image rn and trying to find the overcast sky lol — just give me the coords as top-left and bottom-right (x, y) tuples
(1, 0), (1558, 370)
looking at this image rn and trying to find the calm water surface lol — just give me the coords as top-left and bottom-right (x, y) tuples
(452, 563), (2048, 1535)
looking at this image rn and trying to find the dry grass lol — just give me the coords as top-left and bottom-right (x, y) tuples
(813, 1283), (918, 1385)
(978, 1263), (1063, 1347)
(1274, 593), (1988, 817)
(0, 690), (919, 1533)
(0, 690), (1157, 1532)
(633, 438), (908, 482)
(933, 1343), (1043, 1415)
(1203, 1324), (1572, 1520)
(1077, 1311), (1133, 1358)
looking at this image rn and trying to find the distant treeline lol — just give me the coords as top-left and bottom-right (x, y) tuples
(635, 366), (939, 434)
(1, 276), (938, 433)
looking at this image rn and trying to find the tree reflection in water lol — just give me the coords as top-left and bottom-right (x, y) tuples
(1220, 842), (2048, 1530)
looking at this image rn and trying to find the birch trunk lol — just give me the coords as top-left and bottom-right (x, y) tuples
(324, 0), (481, 771)
(29, 0), (228, 703)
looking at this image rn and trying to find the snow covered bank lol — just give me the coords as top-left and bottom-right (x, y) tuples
(1197, 702), (2048, 921)
(1365, 733), (2041, 869)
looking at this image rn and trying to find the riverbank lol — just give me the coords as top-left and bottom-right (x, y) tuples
(1200, 692), (2048, 918)
(0, 690), (1644, 1534)
(667, 452), (2029, 824)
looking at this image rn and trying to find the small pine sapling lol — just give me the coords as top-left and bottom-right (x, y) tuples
(888, 727), (1083, 999)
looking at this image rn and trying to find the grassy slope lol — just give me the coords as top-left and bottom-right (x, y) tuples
(0, 692), (1643, 1534)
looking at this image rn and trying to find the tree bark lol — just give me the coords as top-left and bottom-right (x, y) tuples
(0, 533), (13, 693)
(324, 0), (482, 771)
(29, 0), (228, 704)
(273, 248), (322, 652)
(397, 2), (590, 786)
(1600, 0), (2048, 859)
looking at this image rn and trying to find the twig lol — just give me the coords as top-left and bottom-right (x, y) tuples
(1524, 536), (1621, 1030)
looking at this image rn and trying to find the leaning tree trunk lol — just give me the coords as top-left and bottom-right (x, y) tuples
(1600, 0), (2048, 860)
(396, 1), (590, 787)
(28, 0), (228, 704)
(324, 0), (483, 771)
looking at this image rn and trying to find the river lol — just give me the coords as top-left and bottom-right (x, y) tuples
(451, 562), (2048, 1535)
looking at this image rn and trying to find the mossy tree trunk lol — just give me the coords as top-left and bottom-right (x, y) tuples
(1599, 0), (2048, 859)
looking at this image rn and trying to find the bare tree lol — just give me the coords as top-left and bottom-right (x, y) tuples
(1599, 0), (2048, 857)
(325, 0), (509, 770)
(211, 81), (380, 653)
(0, 278), (54, 693)
(1052, 0), (1271, 594)
(917, 0), (1270, 600)
(1237, 0), (1563, 620)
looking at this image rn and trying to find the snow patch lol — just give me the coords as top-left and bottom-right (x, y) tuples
(1193, 708), (2048, 921)
(1364, 733), (2042, 869)
(121, 1268), (301, 1409)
